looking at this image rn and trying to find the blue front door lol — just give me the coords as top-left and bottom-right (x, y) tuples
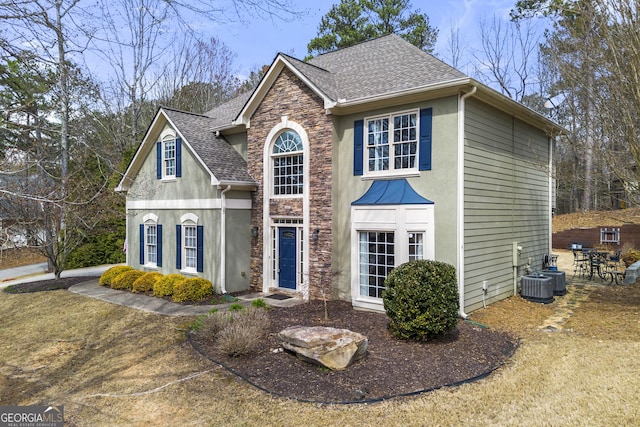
(278, 227), (297, 289)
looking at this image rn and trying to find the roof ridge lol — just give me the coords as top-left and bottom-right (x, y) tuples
(280, 53), (330, 73)
(160, 105), (211, 118)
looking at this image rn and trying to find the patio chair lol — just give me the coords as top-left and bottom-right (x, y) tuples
(572, 250), (589, 278)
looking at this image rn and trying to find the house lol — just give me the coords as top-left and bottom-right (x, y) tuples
(116, 34), (563, 314)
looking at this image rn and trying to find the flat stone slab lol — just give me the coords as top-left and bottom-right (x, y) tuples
(278, 326), (368, 371)
(623, 261), (640, 285)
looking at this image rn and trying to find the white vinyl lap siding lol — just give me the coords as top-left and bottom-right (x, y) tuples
(463, 99), (551, 312)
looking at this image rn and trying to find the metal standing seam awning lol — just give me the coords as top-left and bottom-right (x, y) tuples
(351, 178), (434, 205)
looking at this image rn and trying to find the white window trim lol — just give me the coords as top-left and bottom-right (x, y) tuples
(350, 204), (435, 311)
(269, 218), (305, 290)
(271, 131), (304, 198)
(262, 118), (311, 300)
(363, 109), (420, 178)
(180, 213), (199, 275)
(160, 129), (177, 181)
(143, 213), (159, 269)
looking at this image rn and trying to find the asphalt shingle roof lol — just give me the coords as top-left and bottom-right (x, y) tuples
(161, 107), (255, 184)
(307, 34), (466, 101)
(156, 35), (467, 184)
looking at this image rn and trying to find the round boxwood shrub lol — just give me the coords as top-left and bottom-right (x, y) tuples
(132, 272), (164, 293)
(172, 278), (214, 302)
(153, 274), (186, 297)
(99, 265), (133, 287)
(111, 270), (145, 290)
(382, 260), (459, 341)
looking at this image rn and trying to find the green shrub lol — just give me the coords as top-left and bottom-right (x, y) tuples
(153, 274), (186, 297)
(172, 278), (214, 302)
(99, 265), (133, 287)
(132, 272), (163, 293)
(228, 302), (245, 311)
(251, 298), (268, 308)
(210, 308), (271, 357)
(111, 270), (145, 290)
(382, 260), (459, 341)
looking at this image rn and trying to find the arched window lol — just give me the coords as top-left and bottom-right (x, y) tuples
(162, 134), (177, 177)
(177, 214), (203, 273)
(140, 213), (161, 267)
(272, 130), (303, 196)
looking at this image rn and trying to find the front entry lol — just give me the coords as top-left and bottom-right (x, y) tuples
(278, 227), (297, 289)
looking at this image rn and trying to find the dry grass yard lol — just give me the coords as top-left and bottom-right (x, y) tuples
(1, 258), (639, 426)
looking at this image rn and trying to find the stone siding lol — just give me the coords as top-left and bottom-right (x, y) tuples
(247, 68), (334, 299)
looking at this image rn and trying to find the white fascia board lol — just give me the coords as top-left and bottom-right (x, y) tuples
(233, 55), (335, 127)
(468, 79), (566, 136)
(116, 109), (168, 192)
(334, 78), (472, 109)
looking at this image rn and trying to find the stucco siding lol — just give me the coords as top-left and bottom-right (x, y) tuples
(464, 98), (551, 312)
(125, 123), (252, 293)
(332, 95), (460, 301)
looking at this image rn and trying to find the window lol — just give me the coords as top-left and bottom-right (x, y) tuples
(600, 227), (620, 244)
(272, 130), (303, 195)
(351, 202), (435, 311)
(176, 214), (203, 273)
(163, 136), (176, 177)
(140, 215), (162, 267)
(156, 135), (182, 179)
(408, 232), (424, 261)
(146, 224), (157, 264)
(359, 232), (395, 298)
(354, 108), (432, 176)
(183, 224), (197, 270)
(367, 111), (417, 173)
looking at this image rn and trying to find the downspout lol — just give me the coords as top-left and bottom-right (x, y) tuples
(457, 86), (477, 319)
(220, 185), (232, 294)
(548, 135), (554, 257)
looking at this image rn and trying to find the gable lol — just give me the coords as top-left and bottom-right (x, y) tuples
(116, 108), (256, 193)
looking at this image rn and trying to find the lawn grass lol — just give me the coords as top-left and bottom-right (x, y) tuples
(0, 284), (639, 426)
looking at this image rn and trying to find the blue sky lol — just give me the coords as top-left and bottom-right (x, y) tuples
(212, 0), (519, 78)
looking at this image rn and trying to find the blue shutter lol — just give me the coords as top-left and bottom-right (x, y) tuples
(175, 138), (182, 177)
(418, 108), (433, 171)
(196, 225), (204, 273)
(139, 224), (145, 265)
(156, 224), (163, 267)
(156, 142), (162, 179)
(353, 120), (364, 176)
(176, 225), (182, 270)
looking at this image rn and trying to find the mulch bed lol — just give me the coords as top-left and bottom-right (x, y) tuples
(5, 278), (518, 403)
(3, 276), (97, 293)
(189, 300), (518, 404)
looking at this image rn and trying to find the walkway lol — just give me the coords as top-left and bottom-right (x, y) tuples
(68, 280), (303, 317)
(0, 263), (304, 316)
(538, 249), (610, 332)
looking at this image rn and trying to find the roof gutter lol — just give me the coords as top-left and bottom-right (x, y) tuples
(457, 85), (478, 319)
(333, 78), (471, 109)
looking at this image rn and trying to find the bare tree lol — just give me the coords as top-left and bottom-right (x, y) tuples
(474, 14), (542, 104)
(588, 0), (640, 207)
(0, 0), (101, 277)
(155, 36), (242, 113)
(443, 19), (465, 70)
